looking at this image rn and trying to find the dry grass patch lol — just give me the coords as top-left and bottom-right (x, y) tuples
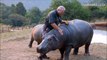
(0, 29), (32, 42)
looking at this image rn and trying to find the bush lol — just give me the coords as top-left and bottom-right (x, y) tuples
(87, 6), (107, 19)
(0, 3), (12, 19)
(45, 0), (91, 21)
(25, 7), (42, 24)
(7, 14), (27, 27)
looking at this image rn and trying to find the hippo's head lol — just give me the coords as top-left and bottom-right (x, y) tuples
(37, 34), (59, 54)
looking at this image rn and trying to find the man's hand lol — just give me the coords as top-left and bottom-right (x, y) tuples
(62, 20), (69, 25)
(58, 28), (63, 35)
(51, 23), (63, 35)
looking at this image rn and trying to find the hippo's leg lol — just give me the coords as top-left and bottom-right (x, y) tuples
(84, 43), (90, 56)
(28, 36), (34, 48)
(57, 47), (65, 60)
(73, 47), (79, 55)
(42, 54), (49, 59)
(64, 46), (72, 60)
(38, 53), (49, 60)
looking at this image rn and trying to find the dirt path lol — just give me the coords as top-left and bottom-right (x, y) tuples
(0, 36), (107, 60)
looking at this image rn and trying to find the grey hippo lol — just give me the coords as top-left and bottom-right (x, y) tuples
(36, 19), (94, 60)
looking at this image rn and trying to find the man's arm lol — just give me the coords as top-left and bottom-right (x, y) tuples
(51, 23), (63, 35)
(48, 11), (63, 35)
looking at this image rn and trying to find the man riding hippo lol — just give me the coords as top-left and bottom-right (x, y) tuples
(38, 5), (68, 59)
(43, 6), (67, 38)
(37, 19), (94, 60)
(28, 6), (68, 60)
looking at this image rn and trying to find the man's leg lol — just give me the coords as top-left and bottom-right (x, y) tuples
(42, 28), (51, 39)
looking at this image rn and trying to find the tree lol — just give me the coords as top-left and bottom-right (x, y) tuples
(25, 7), (42, 24)
(49, 0), (91, 20)
(8, 14), (27, 27)
(87, 6), (107, 19)
(0, 3), (11, 19)
(11, 4), (16, 13)
(90, 0), (107, 5)
(40, 8), (51, 23)
(99, 6), (107, 18)
(15, 2), (26, 16)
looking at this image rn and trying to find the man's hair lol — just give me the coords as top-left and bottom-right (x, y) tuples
(57, 6), (66, 11)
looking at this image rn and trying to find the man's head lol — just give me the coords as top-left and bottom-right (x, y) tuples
(57, 6), (66, 16)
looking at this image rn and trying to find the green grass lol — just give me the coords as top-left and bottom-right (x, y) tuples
(0, 29), (32, 42)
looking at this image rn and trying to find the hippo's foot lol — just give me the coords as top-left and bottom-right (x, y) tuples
(73, 48), (79, 55)
(28, 45), (32, 48)
(42, 55), (50, 59)
(38, 54), (49, 60)
(57, 58), (63, 60)
(73, 52), (78, 55)
(84, 53), (90, 56)
(38, 57), (42, 60)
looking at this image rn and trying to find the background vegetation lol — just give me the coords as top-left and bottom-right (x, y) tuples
(0, 0), (107, 27)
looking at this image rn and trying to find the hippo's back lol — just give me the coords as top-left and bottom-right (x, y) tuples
(70, 19), (93, 37)
(32, 24), (43, 44)
(67, 19), (93, 47)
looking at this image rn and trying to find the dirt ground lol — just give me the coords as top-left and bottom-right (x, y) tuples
(0, 34), (107, 60)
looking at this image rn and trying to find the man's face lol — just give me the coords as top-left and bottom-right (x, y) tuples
(57, 9), (65, 16)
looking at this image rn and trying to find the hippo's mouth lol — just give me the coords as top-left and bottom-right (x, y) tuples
(37, 45), (50, 54)
(37, 48), (48, 54)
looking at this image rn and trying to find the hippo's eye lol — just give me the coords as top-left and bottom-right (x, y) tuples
(47, 35), (54, 41)
(48, 38), (52, 40)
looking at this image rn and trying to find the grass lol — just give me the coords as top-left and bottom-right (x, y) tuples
(0, 29), (32, 42)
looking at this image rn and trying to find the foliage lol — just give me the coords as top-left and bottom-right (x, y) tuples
(87, 6), (107, 19)
(48, 0), (91, 21)
(25, 7), (42, 24)
(0, 0), (107, 26)
(7, 14), (27, 27)
(90, 0), (107, 5)
(11, 4), (16, 13)
(39, 8), (51, 23)
(15, 2), (26, 16)
(0, 3), (12, 19)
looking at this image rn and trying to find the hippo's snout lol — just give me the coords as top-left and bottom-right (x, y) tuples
(37, 45), (48, 54)
(37, 46), (41, 53)
(37, 46), (45, 53)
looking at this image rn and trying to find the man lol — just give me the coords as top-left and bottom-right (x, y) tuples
(43, 6), (66, 37)
(39, 6), (66, 59)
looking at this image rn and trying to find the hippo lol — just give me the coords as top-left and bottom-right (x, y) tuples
(28, 22), (68, 59)
(28, 24), (43, 47)
(28, 24), (50, 59)
(37, 19), (93, 60)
